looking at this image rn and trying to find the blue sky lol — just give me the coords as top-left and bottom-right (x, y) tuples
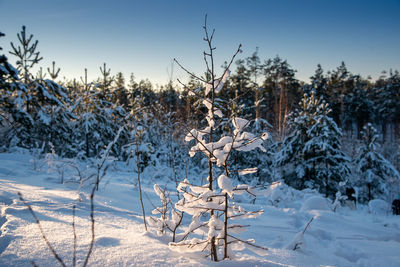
(1, 0), (399, 86)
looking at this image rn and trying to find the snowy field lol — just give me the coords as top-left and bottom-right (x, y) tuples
(1, 151), (399, 267)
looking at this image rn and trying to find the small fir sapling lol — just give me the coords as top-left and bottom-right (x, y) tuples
(9, 25), (43, 83)
(47, 61), (61, 80)
(332, 181), (351, 211)
(36, 67), (46, 80)
(97, 62), (113, 100)
(168, 16), (268, 261)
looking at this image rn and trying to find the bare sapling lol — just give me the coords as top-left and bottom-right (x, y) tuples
(169, 16), (269, 261)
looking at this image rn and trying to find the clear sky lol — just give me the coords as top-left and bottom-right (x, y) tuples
(1, 0), (399, 86)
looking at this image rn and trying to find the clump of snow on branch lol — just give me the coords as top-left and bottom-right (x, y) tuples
(205, 69), (230, 95)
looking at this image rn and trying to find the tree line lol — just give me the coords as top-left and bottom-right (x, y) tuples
(1, 26), (400, 204)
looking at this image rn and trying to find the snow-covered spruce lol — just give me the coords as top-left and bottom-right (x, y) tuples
(276, 92), (350, 199)
(353, 123), (400, 203)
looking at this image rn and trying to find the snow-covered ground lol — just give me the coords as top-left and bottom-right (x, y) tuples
(1, 151), (399, 266)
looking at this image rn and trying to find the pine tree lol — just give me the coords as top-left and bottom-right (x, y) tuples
(3, 28), (72, 153)
(343, 74), (373, 138)
(303, 97), (350, 198)
(97, 62), (113, 100)
(374, 70), (400, 143)
(276, 92), (318, 190)
(246, 48), (264, 121)
(113, 72), (129, 108)
(263, 56), (300, 138)
(277, 92), (349, 198)
(325, 61), (350, 127)
(354, 123), (400, 203)
(309, 64), (328, 100)
(9, 26), (43, 83)
(0, 31), (22, 143)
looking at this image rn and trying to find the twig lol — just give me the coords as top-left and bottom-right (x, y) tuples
(72, 204), (77, 267)
(173, 59), (207, 83)
(302, 217), (314, 234)
(227, 234), (268, 251)
(82, 185), (96, 267)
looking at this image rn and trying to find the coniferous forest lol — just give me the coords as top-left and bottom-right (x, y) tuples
(2, 26), (399, 204)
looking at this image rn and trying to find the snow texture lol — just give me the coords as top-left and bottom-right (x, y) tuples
(0, 152), (400, 267)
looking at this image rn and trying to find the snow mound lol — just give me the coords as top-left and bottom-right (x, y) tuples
(264, 182), (294, 207)
(300, 196), (330, 212)
(368, 199), (390, 215)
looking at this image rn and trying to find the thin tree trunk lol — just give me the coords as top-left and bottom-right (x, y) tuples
(368, 183), (372, 202)
(255, 87), (260, 120)
(85, 133), (90, 158)
(136, 141), (147, 231)
(223, 192), (228, 259)
(278, 85), (283, 137)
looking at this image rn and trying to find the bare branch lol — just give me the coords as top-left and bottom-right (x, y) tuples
(302, 217), (314, 234)
(227, 234), (268, 251)
(173, 58), (207, 83)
